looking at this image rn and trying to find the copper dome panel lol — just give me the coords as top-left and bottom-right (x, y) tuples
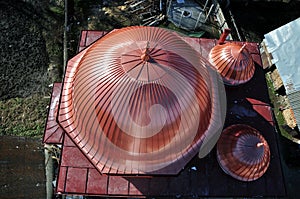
(209, 43), (255, 85)
(58, 26), (225, 174)
(217, 124), (270, 181)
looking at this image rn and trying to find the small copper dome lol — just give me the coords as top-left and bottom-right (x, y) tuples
(58, 26), (225, 175)
(209, 43), (255, 85)
(217, 124), (270, 181)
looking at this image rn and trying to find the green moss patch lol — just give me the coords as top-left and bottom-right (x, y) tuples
(0, 94), (50, 137)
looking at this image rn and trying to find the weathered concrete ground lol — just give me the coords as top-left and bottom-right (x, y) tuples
(0, 136), (45, 199)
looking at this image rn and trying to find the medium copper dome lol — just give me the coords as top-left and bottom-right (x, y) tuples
(209, 43), (255, 85)
(217, 124), (270, 181)
(58, 26), (225, 174)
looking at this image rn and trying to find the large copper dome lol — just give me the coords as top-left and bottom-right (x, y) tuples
(58, 26), (225, 174)
(209, 43), (255, 85)
(217, 124), (270, 181)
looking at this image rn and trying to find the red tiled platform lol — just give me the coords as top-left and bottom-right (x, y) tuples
(43, 83), (64, 144)
(45, 31), (286, 197)
(78, 30), (108, 52)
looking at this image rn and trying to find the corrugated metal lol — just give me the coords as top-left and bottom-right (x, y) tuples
(209, 43), (255, 85)
(217, 124), (270, 181)
(58, 26), (225, 175)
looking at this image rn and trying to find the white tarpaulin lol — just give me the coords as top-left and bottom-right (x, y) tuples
(264, 17), (300, 131)
(264, 17), (300, 93)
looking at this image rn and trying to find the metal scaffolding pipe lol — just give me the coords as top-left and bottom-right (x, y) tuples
(44, 144), (53, 199)
(205, 4), (214, 22)
(229, 10), (242, 41)
(63, 0), (68, 77)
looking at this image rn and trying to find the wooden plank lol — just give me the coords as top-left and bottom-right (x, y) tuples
(226, 177), (248, 196)
(168, 169), (191, 196)
(246, 176), (266, 197)
(206, 150), (229, 196)
(148, 176), (170, 196)
(189, 156), (210, 196)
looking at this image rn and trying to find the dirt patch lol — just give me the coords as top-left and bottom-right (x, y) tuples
(282, 108), (297, 130)
(269, 69), (284, 91)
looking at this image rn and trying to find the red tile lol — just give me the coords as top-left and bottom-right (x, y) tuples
(61, 146), (94, 168)
(129, 182), (144, 196)
(86, 169), (108, 195)
(56, 166), (67, 193)
(246, 98), (274, 125)
(252, 54), (263, 67)
(108, 176), (129, 195)
(182, 37), (201, 54)
(245, 42), (259, 54)
(254, 105), (274, 125)
(79, 31), (87, 47)
(65, 167), (87, 193)
(199, 38), (216, 59)
(43, 83), (64, 144)
(86, 31), (107, 46)
(64, 135), (76, 147)
(127, 176), (154, 196)
(44, 126), (64, 143)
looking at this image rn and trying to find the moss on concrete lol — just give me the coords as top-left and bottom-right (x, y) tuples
(0, 94), (49, 137)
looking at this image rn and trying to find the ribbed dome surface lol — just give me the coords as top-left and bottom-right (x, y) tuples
(217, 124), (270, 181)
(209, 43), (255, 85)
(58, 26), (222, 174)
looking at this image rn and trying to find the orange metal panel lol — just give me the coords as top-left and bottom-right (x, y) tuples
(217, 124), (270, 181)
(209, 42), (255, 85)
(58, 26), (225, 175)
(246, 98), (274, 125)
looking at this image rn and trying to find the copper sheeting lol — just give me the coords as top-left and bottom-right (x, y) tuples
(209, 43), (255, 85)
(217, 124), (270, 181)
(58, 26), (224, 174)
